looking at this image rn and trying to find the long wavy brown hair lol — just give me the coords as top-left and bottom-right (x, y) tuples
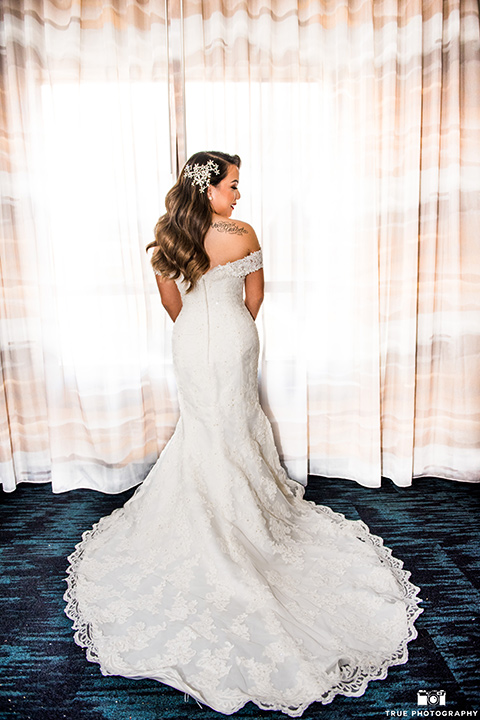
(146, 151), (241, 292)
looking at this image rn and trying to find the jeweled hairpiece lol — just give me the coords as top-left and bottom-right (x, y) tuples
(184, 159), (220, 193)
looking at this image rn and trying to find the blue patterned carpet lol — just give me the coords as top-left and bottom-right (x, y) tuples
(0, 475), (479, 720)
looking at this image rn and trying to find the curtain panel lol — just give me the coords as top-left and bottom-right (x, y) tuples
(1, 0), (479, 493)
(0, 0), (178, 492)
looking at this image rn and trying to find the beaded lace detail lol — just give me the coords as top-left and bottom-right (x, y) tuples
(65, 242), (423, 717)
(153, 249), (263, 279)
(208, 249), (263, 277)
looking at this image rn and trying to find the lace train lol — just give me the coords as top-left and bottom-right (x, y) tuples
(64, 496), (422, 716)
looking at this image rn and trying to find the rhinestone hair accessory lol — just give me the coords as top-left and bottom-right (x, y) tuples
(184, 159), (220, 193)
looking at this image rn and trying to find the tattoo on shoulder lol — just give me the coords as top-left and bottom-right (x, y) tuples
(212, 221), (248, 236)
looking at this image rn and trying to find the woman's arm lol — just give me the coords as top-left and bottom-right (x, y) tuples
(156, 276), (182, 321)
(244, 268), (264, 320)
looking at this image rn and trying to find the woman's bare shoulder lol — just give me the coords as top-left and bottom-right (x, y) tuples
(209, 216), (260, 250)
(205, 217), (260, 269)
(211, 216), (252, 236)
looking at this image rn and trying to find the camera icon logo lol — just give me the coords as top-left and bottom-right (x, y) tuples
(417, 689), (447, 706)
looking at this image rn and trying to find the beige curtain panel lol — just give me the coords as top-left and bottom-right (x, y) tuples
(1, 0), (479, 493)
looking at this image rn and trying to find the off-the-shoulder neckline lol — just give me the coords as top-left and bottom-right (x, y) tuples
(205, 248), (262, 275)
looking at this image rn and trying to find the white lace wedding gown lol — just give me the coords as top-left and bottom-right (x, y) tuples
(64, 249), (423, 717)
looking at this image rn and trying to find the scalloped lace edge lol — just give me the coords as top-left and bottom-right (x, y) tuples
(64, 501), (423, 717)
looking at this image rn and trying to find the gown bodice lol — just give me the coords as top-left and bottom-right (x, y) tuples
(171, 250), (263, 367)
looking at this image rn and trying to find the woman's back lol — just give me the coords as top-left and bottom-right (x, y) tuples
(204, 214), (259, 270)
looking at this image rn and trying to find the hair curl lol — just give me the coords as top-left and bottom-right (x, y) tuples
(146, 151), (241, 292)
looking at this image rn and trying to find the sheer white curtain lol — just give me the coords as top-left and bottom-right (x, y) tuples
(1, 0), (479, 493)
(181, 0), (480, 487)
(0, 1), (178, 492)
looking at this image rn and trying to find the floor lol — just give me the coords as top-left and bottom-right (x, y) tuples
(0, 475), (479, 720)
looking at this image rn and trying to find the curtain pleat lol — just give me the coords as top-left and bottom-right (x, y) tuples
(1, 0), (479, 492)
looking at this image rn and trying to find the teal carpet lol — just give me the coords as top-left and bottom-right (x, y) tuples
(0, 476), (479, 720)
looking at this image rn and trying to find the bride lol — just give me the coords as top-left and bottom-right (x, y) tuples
(64, 151), (423, 717)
